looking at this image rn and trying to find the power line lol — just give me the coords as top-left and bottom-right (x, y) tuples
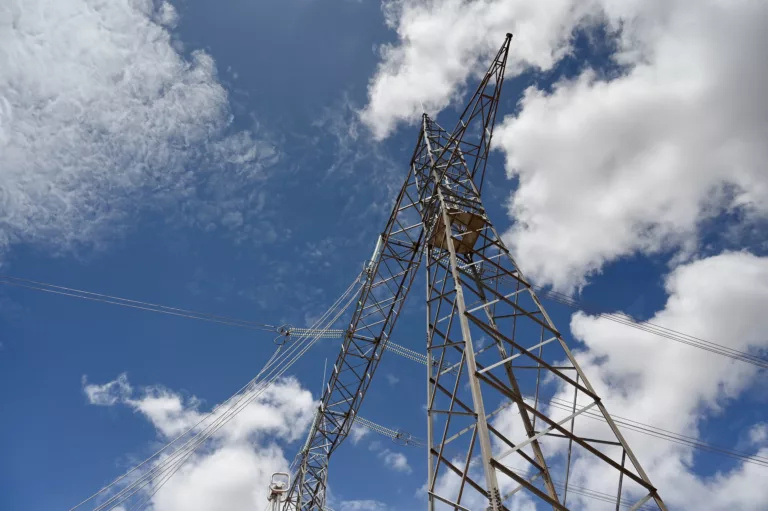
(384, 342), (768, 470)
(534, 284), (768, 369)
(471, 270), (768, 370)
(5, 273), (764, 469)
(6, 274), (768, 471)
(0, 275), (277, 332)
(115, 278), (361, 511)
(68, 276), (363, 511)
(109, 285), (361, 511)
(382, 422), (657, 511)
(4, 272), (766, 372)
(541, 394), (768, 469)
(354, 416), (426, 447)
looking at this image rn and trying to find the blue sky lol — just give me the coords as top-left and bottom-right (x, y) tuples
(2, 1), (768, 510)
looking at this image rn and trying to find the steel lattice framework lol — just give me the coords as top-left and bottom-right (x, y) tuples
(283, 34), (666, 511)
(282, 104), (430, 511)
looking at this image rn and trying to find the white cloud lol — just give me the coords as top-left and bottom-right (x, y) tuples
(385, 373), (399, 386)
(749, 423), (768, 447)
(151, 443), (288, 511)
(339, 500), (388, 511)
(364, 0), (768, 290)
(367, 437), (412, 473)
(361, 0), (599, 139)
(156, 1), (179, 28)
(426, 253), (768, 509)
(364, 1), (768, 501)
(83, 373), (132, 406)
(312, 92), (365, 176)
(82, 374), (316, 511)
(349, 423), (370, 445)
(85, 374), (315, 443)
(309, 93), (403, 211)
(379, 449), (412, 473)
(499, 0), (768, 289)
(0, 0), (276, 259)
(555, 252), (768, 509)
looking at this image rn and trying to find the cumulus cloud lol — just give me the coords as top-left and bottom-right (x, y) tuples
(364, 0), (768, 290)
(367, 439), (412, 474)
(82, 374), (316, 511)
(379, 449), (412, 473)
(349, 423), (370, 445)
(749, 423), (768, 448)
(361, 0), (599, 139)
(551, 252), (768, 509)
(499, 0), (768, 289)
(339, 500), (388, 511)
(0, 0), (277, 259)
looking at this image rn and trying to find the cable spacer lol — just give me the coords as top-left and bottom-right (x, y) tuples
(274, 324), (292, 346)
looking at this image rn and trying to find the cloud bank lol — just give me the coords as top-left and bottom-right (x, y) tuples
(0, 0), (276, 259)
(364, 0), (768, 290)
(83, 373), (315, 511)
(499, 0), (768, 289)
(558, 252), (768, 509)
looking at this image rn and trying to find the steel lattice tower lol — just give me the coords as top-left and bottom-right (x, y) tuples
(283, 34), (666, 511)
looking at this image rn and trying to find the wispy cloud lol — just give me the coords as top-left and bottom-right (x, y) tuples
(82, 373), (132, 406)
(366, 439), (411, 473)
(310, 93), (402, 206)
(749, 423), (768, 448)
(0, 0), (278, 261)
(340, 500), (388, 511)
(378, 449), (412, 473)
(350, 423), (370, 446)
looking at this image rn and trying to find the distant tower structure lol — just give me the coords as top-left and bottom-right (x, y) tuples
(280, 34), (666, 511)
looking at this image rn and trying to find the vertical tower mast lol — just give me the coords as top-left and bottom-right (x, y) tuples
(420, 35), (667, 511)
(282, 34), (666, 511)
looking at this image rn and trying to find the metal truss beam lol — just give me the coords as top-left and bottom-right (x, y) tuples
(418, 35), (666, 511)
(281, 108), (434, 511)
(282, 33), (666, 511)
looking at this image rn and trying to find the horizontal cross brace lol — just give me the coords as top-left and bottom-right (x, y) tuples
(477, 337), (556, 375)
(496, 401), (598, 462)
(464, 288), (525, 315)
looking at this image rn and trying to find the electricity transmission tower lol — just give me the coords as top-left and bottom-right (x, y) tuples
(282, 34), (666, 511)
